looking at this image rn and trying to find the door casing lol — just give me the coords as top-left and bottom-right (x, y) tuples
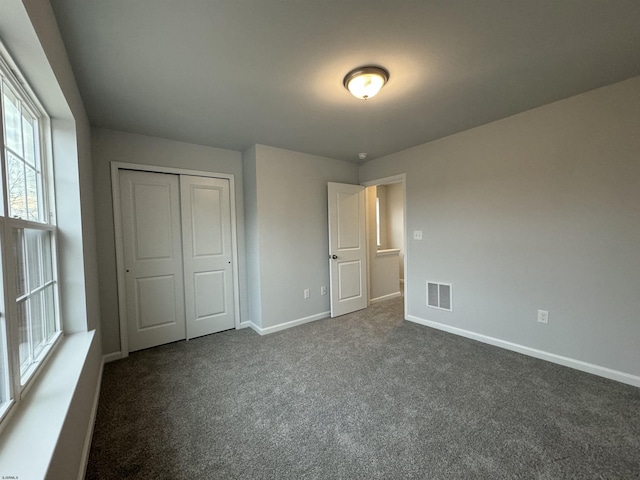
(111, 162), (241, 357)
(361, 174), (408, 317)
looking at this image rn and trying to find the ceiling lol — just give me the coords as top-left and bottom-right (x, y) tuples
(49, 0), (640, 163)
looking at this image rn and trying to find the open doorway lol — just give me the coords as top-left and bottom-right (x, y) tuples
(363, 175), (406, 313)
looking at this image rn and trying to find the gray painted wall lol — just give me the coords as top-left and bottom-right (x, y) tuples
(91, 128), (246, 355)
(248, 145), (358, 329)
(242, 146), (263, 328)
(359, 76), (640, 379)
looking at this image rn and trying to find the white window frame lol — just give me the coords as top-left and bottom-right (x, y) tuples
(376, 196), (382, 248)
(0, 48), (62, 427)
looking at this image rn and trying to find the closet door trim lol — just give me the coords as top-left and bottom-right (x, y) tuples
(111, 161), (241, 357)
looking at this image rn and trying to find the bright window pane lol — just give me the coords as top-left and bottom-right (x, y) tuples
(376, 197), (381, 246)
(15, 228), (26, 297)
(30, 292), (44, 358)
(22, 114), (36, 167)
(17, 300), (30, 373)
(44, 285), (56, 339)
(26, 166), (39, 221)
(0, 343), (7, 404)
(3, 83), (44, 223)
(2, 86), (22, 154)
(42, 232), (52, 283)
(26, 228), (43, 290)
(7, 150), (26, 219)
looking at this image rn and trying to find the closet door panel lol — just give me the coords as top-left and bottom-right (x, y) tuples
(181, 175), (235, 339)
(119, 170), (186, 351)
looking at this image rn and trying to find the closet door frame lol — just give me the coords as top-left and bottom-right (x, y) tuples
(111, 161), (241, 357)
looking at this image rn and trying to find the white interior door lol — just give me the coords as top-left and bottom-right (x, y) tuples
(180, 175), (235, 339)
(328, 182), (368, 317)
(119, 170), (186, 352)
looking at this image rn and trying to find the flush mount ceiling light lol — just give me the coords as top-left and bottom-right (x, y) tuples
(343, 66), (389, 100)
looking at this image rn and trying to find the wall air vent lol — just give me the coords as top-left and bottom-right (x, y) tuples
(427, 282), (452, 311)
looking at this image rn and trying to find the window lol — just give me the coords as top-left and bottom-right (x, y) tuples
(4, 85), (44, 222)
(15, 228), (57, 378)
(0, 49), (60, 420)
(376, 196), (381, 247)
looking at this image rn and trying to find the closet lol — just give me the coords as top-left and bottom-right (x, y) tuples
(117, 169), (236, 352)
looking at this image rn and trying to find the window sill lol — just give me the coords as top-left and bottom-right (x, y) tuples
(0, 330), (97, 479)
(376, 248), (401, 257)
(19, 330), (63, 400)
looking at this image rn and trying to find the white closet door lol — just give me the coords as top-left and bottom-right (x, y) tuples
(180, 175), (235, 339)
(119, 170), (186, 352)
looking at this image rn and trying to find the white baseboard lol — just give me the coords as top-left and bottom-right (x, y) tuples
(406, 314), (640, 388)
(103, 351), (123, 363)
(77, 358), (103, 480)
(370, 292), (402, 304)
(239, 321), (262, 335)
(248, 311), (330, 336)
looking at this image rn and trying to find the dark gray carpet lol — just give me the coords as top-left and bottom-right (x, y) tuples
(87, 298), (640, 479)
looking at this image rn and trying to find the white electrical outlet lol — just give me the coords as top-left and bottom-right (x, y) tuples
(304, 288), (310, 299)
(413, 230), (423, 240)
(320, 286), (327, 295)
(537, 309), (549, 324)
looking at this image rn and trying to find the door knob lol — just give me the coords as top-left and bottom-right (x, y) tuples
(330, 254), (338, 259)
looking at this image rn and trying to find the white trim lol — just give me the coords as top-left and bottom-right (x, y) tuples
(361, 174), (405, 187)
(248, 311), (330, 336)
(405, 314), (640, 388)
(110, 163), (129, 356)
(102, 351), (123, 364)
(0, 331), (96, 478)
(0, 46), (48, 118)
(110, 161), (242, 356)
(376, 248), (400, 257)
(239, 321), (262, 336)
(77, 358), (103, 480)
(370, 292), (402, 304)
(18, 331), (63, 400)
(227, 177), (242, 331)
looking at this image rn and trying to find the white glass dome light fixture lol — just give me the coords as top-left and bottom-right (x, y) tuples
(343, 66), (389, 100)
